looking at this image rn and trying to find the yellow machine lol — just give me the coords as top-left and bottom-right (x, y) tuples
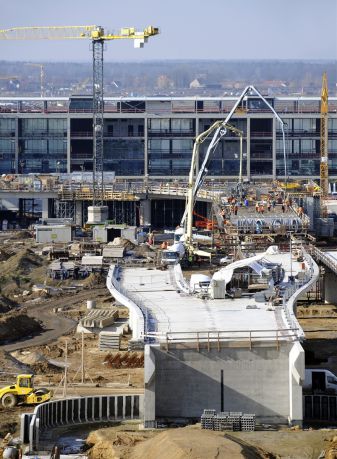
(0, 374), (52, 408)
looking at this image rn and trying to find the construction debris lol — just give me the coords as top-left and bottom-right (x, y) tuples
(79, 309), (119, 329)
(103, 352), (144, 369)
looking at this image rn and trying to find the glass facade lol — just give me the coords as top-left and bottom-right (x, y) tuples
(19, 118), (67, 173)
(0, 118), (16, 173)
(0, 96), (337, 179)
(104, 139), (144, 175)
(200, 138), (247, 176)
(148, 138), (192, 176)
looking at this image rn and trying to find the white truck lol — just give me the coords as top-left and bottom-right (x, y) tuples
(304, 369), (337, 393)
(160, 242), (186, 266)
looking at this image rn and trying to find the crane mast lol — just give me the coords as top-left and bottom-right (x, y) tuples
(0, 25), (159, 208)
(320, 72), (329, 198)
(92, 38), (104, 206)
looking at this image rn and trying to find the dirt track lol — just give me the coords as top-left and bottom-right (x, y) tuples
(0, 288), (108, 352)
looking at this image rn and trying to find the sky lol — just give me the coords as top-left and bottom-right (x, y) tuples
(1, 0), (337, 62)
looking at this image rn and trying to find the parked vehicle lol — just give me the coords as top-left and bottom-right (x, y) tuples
(304, 369), (337, 393)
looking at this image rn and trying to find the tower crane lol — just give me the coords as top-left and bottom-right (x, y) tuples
(25, 63), (45, 97)
(320, 72), (329, 198)
(0, 25), (159, 208)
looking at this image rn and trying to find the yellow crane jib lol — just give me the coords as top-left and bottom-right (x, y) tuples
(0, 23), (159, 207)
(0, 25), (159, 43)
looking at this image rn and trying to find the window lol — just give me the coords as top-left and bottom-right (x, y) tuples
(19, 378), (31, 388)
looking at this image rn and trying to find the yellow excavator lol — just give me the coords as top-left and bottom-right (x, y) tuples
(0, 374), (52, 408)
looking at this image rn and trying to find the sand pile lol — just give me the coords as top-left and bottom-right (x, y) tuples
(1, 248), (44, 277)
(0, 312), (43, 343)
(9, 230), (33, 240)
(86, 426), (260, 459)
(87, 430), (146, 459)
(110, 237), (135, 251)
(11, 350), (46, 366)
(130, 428), (248, 459)
(133, 244), (156, 259)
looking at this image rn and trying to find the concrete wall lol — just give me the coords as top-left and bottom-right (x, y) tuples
(145, 342), (304, 425)
(24, 394), (143, 452)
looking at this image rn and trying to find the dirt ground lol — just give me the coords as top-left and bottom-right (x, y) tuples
(1, 231), (337, 458)
(83, 423), (337, 459)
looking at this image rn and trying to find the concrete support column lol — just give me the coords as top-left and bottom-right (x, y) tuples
(139, 199), (151, 226)
(288, 342), (305, 426)
(272, 118), (277, 179)
(324, 271), (337, 304)
(67, 116), (71, 173)
(15, 118), (19, 174)
(75, 201), (84, 227)
(41, 198), (50, 220)
(144, 344), (156, 427)
(144, 115), (148, 179)
(246, 117), (251, 180)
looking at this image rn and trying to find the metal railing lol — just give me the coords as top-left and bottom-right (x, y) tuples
(145, 328), (299, 351)
(309, 245), (337, 276)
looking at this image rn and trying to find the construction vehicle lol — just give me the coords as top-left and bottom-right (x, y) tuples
(181, 85), (288, 259)
(0, 374), (52, 408)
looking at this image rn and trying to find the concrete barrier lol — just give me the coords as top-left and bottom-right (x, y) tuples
(22, 394), (143, 452)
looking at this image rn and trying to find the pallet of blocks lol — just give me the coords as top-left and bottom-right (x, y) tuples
(201, 409), (216, 430)
(200, 409), (256, 432)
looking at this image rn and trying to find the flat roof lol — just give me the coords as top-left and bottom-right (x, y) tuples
(119, 252), (306, 341)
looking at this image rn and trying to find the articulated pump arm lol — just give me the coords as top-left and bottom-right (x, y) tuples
(184, 121), (243, 250)
(194, 85), (287, 200)
(183, 85), (287, 238)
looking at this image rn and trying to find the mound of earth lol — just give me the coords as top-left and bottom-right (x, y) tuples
(110, 237), (135, 251)
(11, 350), (46, 366)
(82, 273), (105, 288)
(0, 247), (11, 261)
(9, 230), (33, 240)
(130, 428), (248, 459)
(0, 295), (17, 313)
(0, 312), (43, 343)
(133, 244), (156, 259)
(86, 426), (268, 459)
(1, 248), (44, 277)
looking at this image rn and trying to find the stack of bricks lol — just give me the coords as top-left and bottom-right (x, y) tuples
(201, 410), (256, 432)
(241, 413), (256, 431)
(200, 409), (216, 430)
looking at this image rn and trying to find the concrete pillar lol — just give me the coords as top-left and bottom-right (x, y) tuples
(288, 342), (305, 426)
(75, 200), (84, 227)
(272, 117), (276, 179)
(67, 116), (71, 173)
(324, 271), (337, 304)
(14, 118), (19, 174)
(139, 199), (151, 226)
(144, 344), (157, 426)
(246, 117), (251, 180)
(144, 114), (148, 178)
(41, 198), (49, 220)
